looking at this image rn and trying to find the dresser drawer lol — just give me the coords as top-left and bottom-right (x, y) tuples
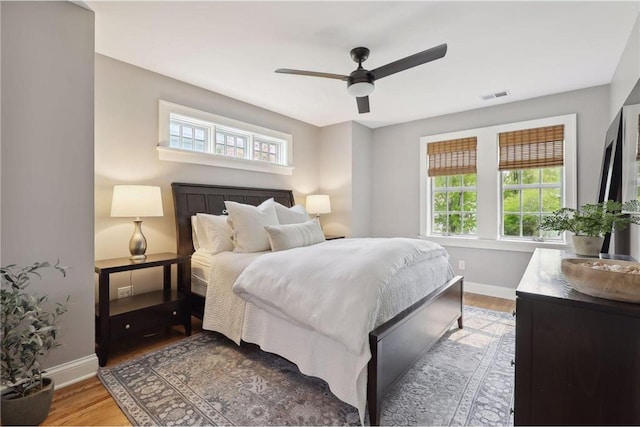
(110, 300), (182, 340)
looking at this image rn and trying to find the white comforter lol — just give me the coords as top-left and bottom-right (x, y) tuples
(232, 237), (448, 356)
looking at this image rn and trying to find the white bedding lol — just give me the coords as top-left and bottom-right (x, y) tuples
(233, 238), (449, 355)
(198, 238), (453, 421)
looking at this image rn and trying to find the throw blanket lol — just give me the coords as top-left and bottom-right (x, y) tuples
(202, 251), (264, 344)
(233, 238), (448, 355)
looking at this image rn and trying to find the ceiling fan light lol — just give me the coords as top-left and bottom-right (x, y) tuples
(347, 82), (374, 97)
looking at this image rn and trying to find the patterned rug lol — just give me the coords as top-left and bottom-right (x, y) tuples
(99, 306), (514, 426)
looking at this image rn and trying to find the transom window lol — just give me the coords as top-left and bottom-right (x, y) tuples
(169, 115), (286, 165)
(169, 121), (208, 152)
(158, 101), (294, 176)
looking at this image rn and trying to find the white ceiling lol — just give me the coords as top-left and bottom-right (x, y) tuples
(89, 1), (639, 129)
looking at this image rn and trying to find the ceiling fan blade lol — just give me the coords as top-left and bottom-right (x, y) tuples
(371, 43), (447, 80)
(275, 68), (349, 81)
(356, 96), (370, 114)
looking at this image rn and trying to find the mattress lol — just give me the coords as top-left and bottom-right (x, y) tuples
(191, 249), (213, 297)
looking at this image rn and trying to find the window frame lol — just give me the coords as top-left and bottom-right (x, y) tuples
(158, 100), (294, 175)
(419, 114), (577, 252)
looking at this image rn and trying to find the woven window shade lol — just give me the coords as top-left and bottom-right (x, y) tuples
(498, 125), (564, 170)
(427, 137), (477, 177)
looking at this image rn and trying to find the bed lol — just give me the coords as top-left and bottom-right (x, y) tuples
(171, 182), (463, 425)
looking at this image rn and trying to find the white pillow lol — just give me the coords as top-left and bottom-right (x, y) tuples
(273, 202), (310, 225)
(191, 215), (202, 251)
(264, 219), (326, 252)
(224, 199), (279, 252)
(196, 213), (234, 254)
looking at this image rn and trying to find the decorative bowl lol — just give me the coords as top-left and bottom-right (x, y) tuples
(561, 258), (640, 303)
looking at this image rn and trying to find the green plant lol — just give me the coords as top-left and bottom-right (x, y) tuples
(540, 200), (640, 237)
(1, 261), (69, 398)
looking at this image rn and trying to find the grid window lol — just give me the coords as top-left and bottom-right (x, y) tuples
(501, 167), (563, 239)
(215, 130), (248, 159)
(432, 174), (477, 235)
(169, 120), (208, 152)
(254, 139), (279, 163)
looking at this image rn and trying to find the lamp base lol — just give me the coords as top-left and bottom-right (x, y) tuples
(129, 220), (148, 261)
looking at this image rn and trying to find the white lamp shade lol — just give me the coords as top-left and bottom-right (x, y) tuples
(306, 194), (331, 215)
(111, 185), (164, 218)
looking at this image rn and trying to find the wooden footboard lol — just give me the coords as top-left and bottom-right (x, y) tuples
(367, 275), (464, 425)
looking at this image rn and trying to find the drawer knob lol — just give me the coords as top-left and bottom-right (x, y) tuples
(510, 408), (515, 415)
(510, 359), (515, 367)
(172, 311), (177, 316)
(125, 324), (131, 329)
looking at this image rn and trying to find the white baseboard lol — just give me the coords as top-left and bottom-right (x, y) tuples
(464, 281), (516, 301)
(44, 354), (99, 389)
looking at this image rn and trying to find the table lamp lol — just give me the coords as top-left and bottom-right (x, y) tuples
(306, 194), (331, 228)
(111, 185), (163, 260)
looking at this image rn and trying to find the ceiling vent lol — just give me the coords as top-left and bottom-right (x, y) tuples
(480, 90), (510, 101)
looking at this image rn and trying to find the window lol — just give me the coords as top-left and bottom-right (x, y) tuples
(420, 114), (577, 252)
(498, 125), (565, 240)
(158, 101), (294, 175)
(169, 120), (208, 152)
(501, 168), (562, 239)
(427, 137), (477, 236)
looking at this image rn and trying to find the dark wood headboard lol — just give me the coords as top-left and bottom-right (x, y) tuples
(171, 182), (295, 257)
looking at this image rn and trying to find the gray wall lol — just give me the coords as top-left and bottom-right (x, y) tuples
(1, 2), (95, 367)
(317, 121), (373, 237)
(318, 122), (352, 237)
(610, 11), (640, 121)
(351, 122), (372, 237)
(95, 55), (321, 296)
(371, 85), (611, 289)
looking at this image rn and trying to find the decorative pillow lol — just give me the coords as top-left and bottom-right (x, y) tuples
(264, 219), (326, 252)
(196, 213), (234, 254)
(224, 199), (279, 252)
(272, 202), (310, 225)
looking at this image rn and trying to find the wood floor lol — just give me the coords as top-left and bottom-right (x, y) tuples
(43, 292), (515, 426)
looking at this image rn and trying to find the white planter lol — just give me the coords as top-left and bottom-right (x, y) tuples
(571, 235), (604, 257)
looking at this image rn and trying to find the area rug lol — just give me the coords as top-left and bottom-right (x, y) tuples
(99, 305), (514, 426)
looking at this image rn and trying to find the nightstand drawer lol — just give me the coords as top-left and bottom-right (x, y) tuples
(110, 300), (182, 340)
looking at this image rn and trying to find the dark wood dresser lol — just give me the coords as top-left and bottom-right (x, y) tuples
(515, 248), (640, 425)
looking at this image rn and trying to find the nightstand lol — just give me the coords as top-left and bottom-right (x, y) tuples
(325, 235), (345, 240)
(95, 252), (191, 366)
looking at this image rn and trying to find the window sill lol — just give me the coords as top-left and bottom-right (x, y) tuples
(419, 235), (569, 253)
(157, 146), (295, 176)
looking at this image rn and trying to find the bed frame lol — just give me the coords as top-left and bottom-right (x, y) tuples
(171, 182), (463, 425)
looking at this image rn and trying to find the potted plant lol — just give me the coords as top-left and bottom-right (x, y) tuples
(1, 261), (69, 426)
(541, 200), (640, 256)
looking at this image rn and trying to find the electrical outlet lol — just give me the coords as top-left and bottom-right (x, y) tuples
(458, 260), (466, 270)
(117, 286), (132, 299)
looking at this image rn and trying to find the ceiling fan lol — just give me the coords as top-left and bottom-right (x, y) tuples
(275, 44), (447, 114)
